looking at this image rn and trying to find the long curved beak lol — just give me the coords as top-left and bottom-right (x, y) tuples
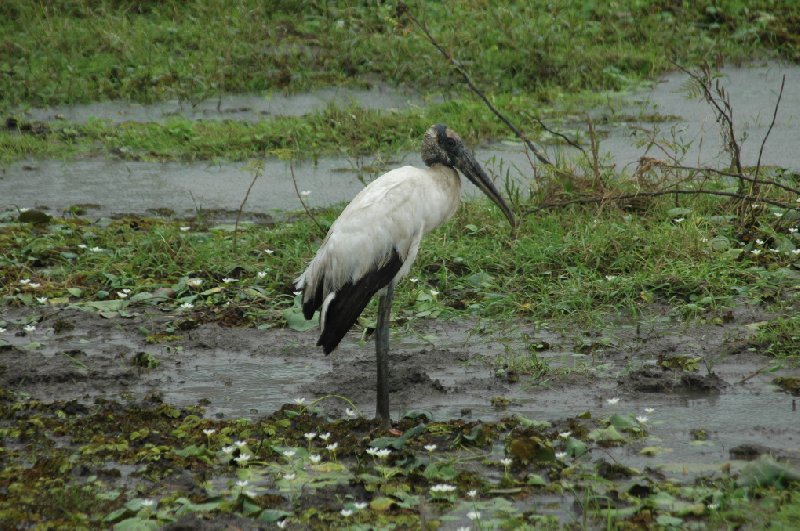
(454, 148), (517, 231)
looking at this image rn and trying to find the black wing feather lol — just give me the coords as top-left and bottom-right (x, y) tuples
(317, 249), (403, 354)
(302, 275), (325, 320)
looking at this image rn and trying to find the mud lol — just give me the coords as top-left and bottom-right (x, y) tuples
(2, 302), (797, 484)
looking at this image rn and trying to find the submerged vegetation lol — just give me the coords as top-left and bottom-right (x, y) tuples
(1, 0), (799, 529)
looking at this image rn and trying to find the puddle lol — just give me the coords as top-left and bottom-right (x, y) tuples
(3, 64), (798, 219)
(13, 86), (432, 124)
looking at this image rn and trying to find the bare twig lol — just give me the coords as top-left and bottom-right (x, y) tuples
(233, 163), (262, 252)
(658, 163), (800, 196)
(528, 114), (587, 158)
(754, 74), (786, 184)
(290, 161), (326, 235)
(525, 188), (796, 214)
(398, 2), (552, 167)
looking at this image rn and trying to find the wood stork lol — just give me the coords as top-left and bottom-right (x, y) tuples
(295, 124), (515, 423)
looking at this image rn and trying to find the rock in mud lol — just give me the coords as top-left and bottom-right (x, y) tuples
(620, 368), (727, 393)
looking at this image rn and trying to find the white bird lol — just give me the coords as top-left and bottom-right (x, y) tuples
(295, 124), (515, 423)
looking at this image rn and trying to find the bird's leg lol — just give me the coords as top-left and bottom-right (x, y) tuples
(375, 283), (394, 425)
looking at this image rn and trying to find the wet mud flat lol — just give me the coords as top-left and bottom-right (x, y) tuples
(2, 303), (797, 467)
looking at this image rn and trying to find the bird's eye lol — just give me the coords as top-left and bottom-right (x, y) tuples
(445, 137), (457, 148)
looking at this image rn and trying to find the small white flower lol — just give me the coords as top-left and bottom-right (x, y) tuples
(755, 239), (764, 245)
(769, 248), (780, 253)
(117, 291), (128, 298)
(636, 415), (649, 423)
(283, 472), (296, 481)
(90, 246), (103, 252)
(293, 397), (306, 405)
(222, 446), (235, 454)
(309, 454), (321, 464)
(24, 325), (36, 333)
(708, 503), (719, 511)
(187, 278), (203, 287)
(793, 249), (800, 255)
(141, 499), (155, 507)
(558, 431), (571, 439)
(774, 212), (783, 217)
(234, 440), (247, 447)
(467, 490), (477, 498)
(606, 397), (620, 405)
(500, 457), (512, 466)
(283, 449), (296, 458)
(430, 483), (457, 492)
(467, 511), (481, 521)
(28, 282), (41, 289)
(457, 528), (471, 531)
(0, 328), (6, 334)
(376, 448), (391, 458)
(424, 444), (437, 452)
(796, 198), (800, 203)
(751, 249), (762, 256)
(555, 451), (567, 460)
(235, 479), (248, 487)
(340, 509), (352, 517)
(300, 190), (311, 197)
(326, 443), (338, 451)
(789, 228), (798, 233)
(36, 297), (48, 304)
(345, 408), (356, 417)
(354, 502), (367, 510)
(293, 291), (302, 296)
(752, 203), (761, 208)
(673, 217), (684, 223)
(277, 520), (288, 529)
(701, 237), (709, 243)
(234, 454), (251, 464)
(257, 271), (267, 278)
(19, 279), (31, 285)
(202, 428), (216, 436)
(180, 226), (191, 231)
(264, 248), (274, 255)
(409, 277), (419, 283)
(605, 275), (617, 281)
(19, 207), (29, 213)
(77, 244), (88, 249)
(430, 289), (439, 296)
(304, 432), (316, 441)
(222, 277), (238, 283)
(644, 407), (655, 413)
(180, 302), (194, 309)
(319, 432), (331, 441)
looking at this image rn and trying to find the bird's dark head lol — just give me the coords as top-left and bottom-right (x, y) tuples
(421, 124), (463, 167)
(421, 124), (516, 231)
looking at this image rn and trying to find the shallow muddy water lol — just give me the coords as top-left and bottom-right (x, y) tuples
(2, 305), (797, 484)
(13, 86), (432, 124)
(2, 64), (798, 220)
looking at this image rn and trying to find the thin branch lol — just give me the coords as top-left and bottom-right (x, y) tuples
(290, 161), (326, 235)
(398, 2), (552, 167)
(525, 189), (796, 214)
(754, 74), (786, 183)
(233, 163), (262, 252)
(657, 163), (800, 196)
(528, 114), (588, 158)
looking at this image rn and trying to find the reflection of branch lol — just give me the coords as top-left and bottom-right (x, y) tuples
(525, 189), (795, 214)
(290, 161), (326, 235)
(398, 2), (552, 168)
(234, 163), (262, 252)
(754, 74), (786, 183)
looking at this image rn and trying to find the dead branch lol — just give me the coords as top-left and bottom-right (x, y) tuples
(290, 161), (326, 235)
(233, 162), (262, 252)
(754, 74), (786, 184)
(525, 188), (796, 215)
(398, 1), (553, 168)
(658, 163), (800, 196)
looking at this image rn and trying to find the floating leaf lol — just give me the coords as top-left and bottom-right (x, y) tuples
(370, 497), (395, 511)
(258, 509), (291, 523)
(283, 307), (318, 332)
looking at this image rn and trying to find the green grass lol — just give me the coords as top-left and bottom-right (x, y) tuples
(2, 0), (798, 111)
(2, 190), (797, 336)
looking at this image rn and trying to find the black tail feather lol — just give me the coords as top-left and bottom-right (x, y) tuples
(302, 275), (325, 320)
(318, 249), (402, 354)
